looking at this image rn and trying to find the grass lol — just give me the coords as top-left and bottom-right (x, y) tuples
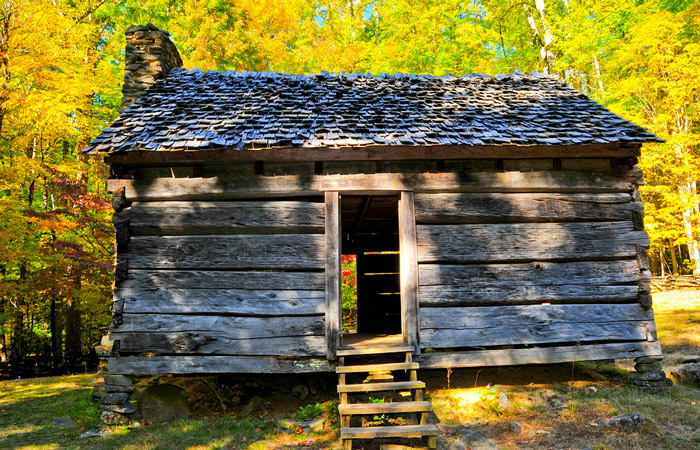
(429, 376), (700, 450)
(1, 288), (699, 450)
(652, 288), (700, 354)
(0, 376), (338, 450)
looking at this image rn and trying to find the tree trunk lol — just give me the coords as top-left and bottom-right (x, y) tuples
(0, 267), (5, 363)
(0, 4), (12, 137)
(50, 296), (62, 370)
(681, 179), (700, 275)
(592, 54), (605, 100)
(523, 0), (556, 74)
(64, 268), (82, 370)
(10, 264), (28, 371)
(670, 241), (680, 275)
(659, 247), (665, 277)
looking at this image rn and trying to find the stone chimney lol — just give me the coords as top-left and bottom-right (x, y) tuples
(121, 24), (183, 111)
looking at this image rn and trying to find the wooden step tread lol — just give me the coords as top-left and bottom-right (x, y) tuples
(337, 345), (414, 356)
(341, 424), (440, 439)
(337, 381), (425, 393)
(337, 362), (419, 374)
(339, 401), (432, 415)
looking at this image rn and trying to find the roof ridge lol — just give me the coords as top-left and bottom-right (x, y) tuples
(168, 67), (560, 83)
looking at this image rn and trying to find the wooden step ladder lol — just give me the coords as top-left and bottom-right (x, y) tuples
(336, 344), (440, 450)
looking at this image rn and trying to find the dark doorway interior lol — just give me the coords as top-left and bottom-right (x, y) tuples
(341, 195), (401, 337)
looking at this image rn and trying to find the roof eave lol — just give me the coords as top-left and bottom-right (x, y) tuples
(101, 142), (645, 166)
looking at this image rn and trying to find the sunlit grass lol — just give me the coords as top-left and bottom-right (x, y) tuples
(653, 288), (700, 353)
(14, 445), (60, 450)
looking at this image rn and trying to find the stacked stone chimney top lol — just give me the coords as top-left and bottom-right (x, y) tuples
(121, 24), (183, 112)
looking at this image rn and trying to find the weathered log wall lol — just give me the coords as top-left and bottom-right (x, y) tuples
(107, 157), (660, 373)
(412, 169), (658, 365)
(110, 198), (328, 374)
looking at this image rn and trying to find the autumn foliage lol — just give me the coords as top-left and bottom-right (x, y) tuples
(341, 255), (358, 333)
(1, 0), (699, 375)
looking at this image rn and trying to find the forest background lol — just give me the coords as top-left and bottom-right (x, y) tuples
(0, 0), (698, 376)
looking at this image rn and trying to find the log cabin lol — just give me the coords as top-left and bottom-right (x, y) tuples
(86, 25), (670, 441)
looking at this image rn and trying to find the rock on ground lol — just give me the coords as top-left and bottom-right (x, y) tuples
(672, 363), (700, 386)
(101, 392), (130, 405)
(595, 412), (644, 430)
(508, 421), (522, 435)
(100, 411), (130, 425)
(139, 384), (190, 423)
(291, 383), (310, 400)
(447, 429), (498, 450)
(51, 417), (76, 428)
(498, 392), (510, 410)
(102, 403), (136, 414)
(677, 355), (700, 364)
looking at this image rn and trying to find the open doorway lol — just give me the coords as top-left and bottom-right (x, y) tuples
(340, 195), (401, 343)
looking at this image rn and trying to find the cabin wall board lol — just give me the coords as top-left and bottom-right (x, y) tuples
(419, 341), (662, 369)
(416, 221), (649, 263)
(107, 168), (643, 202)
(418, 261), (644, 306)
(121, 234), (325, 270)
(114, 200), (325, 235)
(109, 355), (334, 375)
(420, 303), (656, 349)
(119, 270), (325, 290)
(413, 193), (642, 223)
(114, 288), (325, 315)
(115, 333), (326, 356)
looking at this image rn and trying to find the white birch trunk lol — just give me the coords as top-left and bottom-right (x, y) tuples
(681, 179), (700, 275)
(593, 54), (605, 100)
(523, 0), (556, 74)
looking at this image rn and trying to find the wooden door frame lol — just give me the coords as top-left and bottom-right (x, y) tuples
(324, 191), (342, 360)
(324, 190), (419, 360)
(398, 191), (420, 352)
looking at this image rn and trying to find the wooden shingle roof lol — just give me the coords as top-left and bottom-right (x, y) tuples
(85, 69), (661, 154)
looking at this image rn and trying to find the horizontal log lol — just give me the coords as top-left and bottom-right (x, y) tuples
(419, 284), (637, 306)
(121, 234), (325, 270)
(418, 260), (644, 305)
(113, 333), (325, 356)
(107, 170), (641, 202)
(419, 341), (662, 368)
(416, 222), (649, 263)
(112, 314), (324, 338)
(414, 193), (642, 224)
(115, 288), (325, 316)
(108, 355), (334, 374)
(421, 303), (653, 328)
(103, 144), (641, 166)
(421, 321), (655, 349)
(420, 303), (656, 348)
(118, 270), (326, 290)
(114, 200), (325, 235)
